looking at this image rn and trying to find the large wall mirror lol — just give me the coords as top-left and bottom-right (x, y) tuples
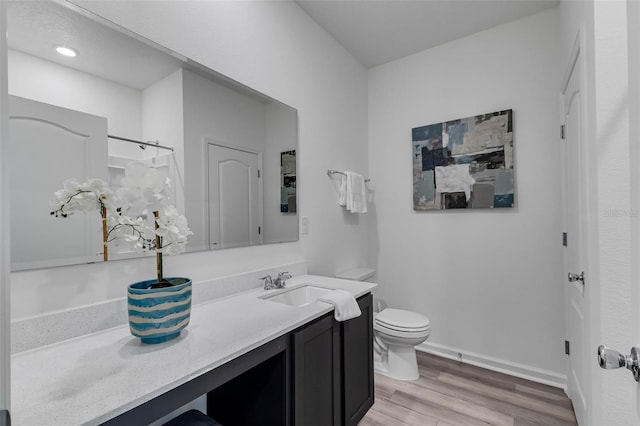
(6, 1), (299, 271)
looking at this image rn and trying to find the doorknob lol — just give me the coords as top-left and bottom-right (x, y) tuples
(597, 345), (640, 381)
(567, 271), (585, 284)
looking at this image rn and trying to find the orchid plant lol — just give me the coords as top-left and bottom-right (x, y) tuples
(50, 162), (192, 287)
(50, 178), (115, 261)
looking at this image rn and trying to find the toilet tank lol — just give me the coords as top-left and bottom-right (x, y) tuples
(335, 268), (375, 282)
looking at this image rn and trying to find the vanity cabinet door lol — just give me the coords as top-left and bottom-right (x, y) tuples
(292, 313), (341, 426)
(342, 293), (374, 426)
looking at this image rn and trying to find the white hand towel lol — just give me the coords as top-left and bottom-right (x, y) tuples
(345, 171), (367, 213)
(318, 289), (362, 321)
(338, 174), (347, 206)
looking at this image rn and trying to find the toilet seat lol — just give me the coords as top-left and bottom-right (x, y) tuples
(374, 308), (430, 333)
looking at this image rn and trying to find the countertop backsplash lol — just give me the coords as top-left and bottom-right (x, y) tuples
(11, 260), (308, 353)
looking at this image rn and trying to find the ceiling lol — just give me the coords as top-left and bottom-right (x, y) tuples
(295, 0), (560, 68)
(7, 1), (561, 90)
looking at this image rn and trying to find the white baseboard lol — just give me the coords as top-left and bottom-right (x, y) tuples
(417, 341), (568, 390)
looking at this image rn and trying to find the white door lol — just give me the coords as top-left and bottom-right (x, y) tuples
(562, 43), (589, 425)
(8, 96), (108, 269)
(208, 143), (261, 249)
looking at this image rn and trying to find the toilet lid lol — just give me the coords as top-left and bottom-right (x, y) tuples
(375, 308), (430, 331)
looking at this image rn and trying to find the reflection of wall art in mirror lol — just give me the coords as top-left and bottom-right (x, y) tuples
(280, 150), (297, 213)
(412, 109), (514, 210)
(7, 0), (299, 271)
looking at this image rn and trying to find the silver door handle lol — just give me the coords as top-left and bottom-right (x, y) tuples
(567, 272), (584, 284)
(597, 345), (640, 381)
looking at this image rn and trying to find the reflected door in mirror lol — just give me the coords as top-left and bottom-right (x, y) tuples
(208, 144), (262, 249)
(9, 96), (108, 270)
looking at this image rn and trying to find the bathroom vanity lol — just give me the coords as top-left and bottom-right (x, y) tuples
(207, 293), (373, 426)
(10, 275), (375, 425)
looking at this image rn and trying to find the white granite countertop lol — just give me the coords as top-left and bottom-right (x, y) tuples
(11, 275), (376, 426)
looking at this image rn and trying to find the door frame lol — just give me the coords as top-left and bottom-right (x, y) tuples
(0, 1), (10, 423)
(627, 1), (640, 421)
(203, 138), (263, 249)
(629, 0), (640, 344)
(560, 27), (601, 426)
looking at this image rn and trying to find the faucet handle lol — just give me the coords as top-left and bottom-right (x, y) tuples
(259, 275), (273, 289)
(275, 272), (292, 288)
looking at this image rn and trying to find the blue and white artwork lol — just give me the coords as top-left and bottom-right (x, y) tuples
(280, 150), (297, 213)
(412, 109), (514, 210)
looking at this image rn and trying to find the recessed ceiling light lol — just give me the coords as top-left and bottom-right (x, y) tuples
(55, 46), (78, 57)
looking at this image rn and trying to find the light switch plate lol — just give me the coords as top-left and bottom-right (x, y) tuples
(301, 217), (309, 236)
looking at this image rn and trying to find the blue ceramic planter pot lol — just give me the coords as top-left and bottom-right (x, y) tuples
(127, 277), (192, 344)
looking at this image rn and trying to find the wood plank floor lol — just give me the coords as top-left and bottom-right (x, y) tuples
(360, 351), (577, 426)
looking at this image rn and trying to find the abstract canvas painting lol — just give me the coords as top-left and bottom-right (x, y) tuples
(412, 109), (514, 210)
(280, 150), (297, 213)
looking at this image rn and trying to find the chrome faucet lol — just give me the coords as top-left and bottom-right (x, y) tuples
(274, 271), (292, 288)
(260, 275), (275, 290)
(260, 272), (292, 290)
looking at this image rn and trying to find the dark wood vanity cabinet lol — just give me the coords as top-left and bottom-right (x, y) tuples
(292, 293), (374, 426)
(292, 312), (341, 425)
(341, 293), (374, 426)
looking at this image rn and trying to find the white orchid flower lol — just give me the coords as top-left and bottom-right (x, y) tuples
(50, 178), (114, 217)
(154, 205), (193, 256)
(52, 162), (191, 283)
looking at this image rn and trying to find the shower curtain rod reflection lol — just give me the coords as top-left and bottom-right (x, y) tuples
(108, 134), (174, 152)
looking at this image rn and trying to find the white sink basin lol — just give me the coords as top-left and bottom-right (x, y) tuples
(262, 285), (332, 307)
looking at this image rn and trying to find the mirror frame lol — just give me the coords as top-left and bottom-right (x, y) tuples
(0, 0), (10, 415)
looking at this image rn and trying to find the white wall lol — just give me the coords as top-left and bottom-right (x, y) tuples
(10, 1), (369, 319)
(264, 101), (298, 244)
(182, 68), (267, 251)
(147, 68), (298, 251)
(368, 8), (565, 382)
(142, 68), (185, 211)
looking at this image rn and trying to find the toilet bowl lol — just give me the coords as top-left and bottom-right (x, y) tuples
(334, 268), (431, 381)
(373, 308), (430, 381)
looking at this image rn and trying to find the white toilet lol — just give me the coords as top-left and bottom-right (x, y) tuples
(373, 308), (430, 380)
(335, 268), (431, 381)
